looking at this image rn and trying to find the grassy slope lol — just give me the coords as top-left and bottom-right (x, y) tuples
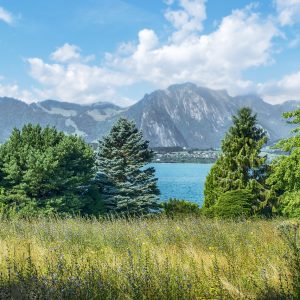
(0, 216), (298, 299)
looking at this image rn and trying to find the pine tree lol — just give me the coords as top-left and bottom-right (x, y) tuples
(97, 118), (160, 214)
(204, 107), (270, 214)
(0, 124), (97, 215)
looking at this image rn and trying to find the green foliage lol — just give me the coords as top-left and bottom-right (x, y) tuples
(97, 118), (160, 214)
(204, 107), (270, 215)
(162, 198), (201, 217)
(0, 124), (97, 215)
(210, 189), (254, 218)
(267, 109), (300, 216)
(277, 222), (300, 299)
(0, 216), (297, 299)
(203, 159), (223, 208)
(279, 191), (300, 218)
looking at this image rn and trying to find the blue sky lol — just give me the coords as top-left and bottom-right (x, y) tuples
(1, 0), (300, 105)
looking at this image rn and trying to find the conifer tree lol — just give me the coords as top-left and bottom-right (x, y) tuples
(97, 118), (160, 214)
(204, 107), (270, 214)
(0, 124), (97, 215)
(267, 109), (300, 217)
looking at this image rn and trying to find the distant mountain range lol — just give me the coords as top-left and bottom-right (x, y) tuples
(0, 83), (299, 148)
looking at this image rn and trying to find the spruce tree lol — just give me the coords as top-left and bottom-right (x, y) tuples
(204, 107), (270, 214)
(97, 118), (160, 214)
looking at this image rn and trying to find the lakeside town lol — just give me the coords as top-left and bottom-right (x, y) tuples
(152, 146), (283, 163)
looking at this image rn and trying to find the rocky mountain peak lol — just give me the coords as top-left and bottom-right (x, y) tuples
(0, 83), (298, 148)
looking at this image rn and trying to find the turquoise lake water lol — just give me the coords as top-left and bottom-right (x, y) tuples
(150, 163), (213, 206)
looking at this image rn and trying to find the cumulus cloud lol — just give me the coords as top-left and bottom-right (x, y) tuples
(26, 2), (280, 105)
(165, 0), (207, 43)
(0, 6), (13, 24)
(259, 71), (300, 103)
(51, 44), (81, 62)
(0, 81), (33, 102)
(50, 43), (95, 63)
(27, 57), (134, 105)
(107, 5), (278, 95)
(275, 0), (300, 26)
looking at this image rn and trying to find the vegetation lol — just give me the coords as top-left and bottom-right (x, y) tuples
(208, 189), (255, 218)
(204, 108), (271, 216)
(0, 108), (299, 298)
(280, 191), (300, 218)
(97, 118), (159, 214)
(0, 124), (98, 216)
(0, 215), (298, 299)
(162, 198), (201, 217)
(268, 109), (300, 217)
(0, 109), (298, 218)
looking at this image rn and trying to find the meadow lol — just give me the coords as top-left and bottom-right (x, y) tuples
(0, 215), (298, 299)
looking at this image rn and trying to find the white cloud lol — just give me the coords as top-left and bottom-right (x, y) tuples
(138, 29), (159, 51)
(0, 83), (33, 102)
(50, 43), (95, 63)
(27, 57), (134, 105)
(0, 6), (13, 24)
(259, 71), (300, 103)
(165, 0), (207, 43)
(107, 5), (278, 95)
(51, 44), (81, 62)
(275, 0), (300, 26)
(9, 1), (283, 105)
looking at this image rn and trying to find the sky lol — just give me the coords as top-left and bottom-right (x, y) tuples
(1, 0), (300, 106)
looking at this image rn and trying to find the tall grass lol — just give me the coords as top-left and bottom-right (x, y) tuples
(0, 215), (298, 299)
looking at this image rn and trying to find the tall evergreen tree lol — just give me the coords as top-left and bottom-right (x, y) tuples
(267, 109), (300, 217)
(97, 118), (160, 214)
(204, 107), (270, 214)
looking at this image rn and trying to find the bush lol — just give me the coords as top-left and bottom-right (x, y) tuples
(210, 189), (255, 218)
(162, 198), (201, 217)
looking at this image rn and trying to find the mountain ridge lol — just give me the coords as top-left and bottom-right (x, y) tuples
(0, 83), (298, 148)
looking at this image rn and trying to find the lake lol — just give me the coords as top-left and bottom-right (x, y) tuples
(150, 163), (213, 206)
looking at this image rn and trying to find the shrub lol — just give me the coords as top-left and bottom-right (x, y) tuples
(211, 189), (255, 218)
(162, 198), (201, 217)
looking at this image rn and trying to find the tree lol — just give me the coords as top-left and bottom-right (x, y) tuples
(211, 189), (255, 218)
(204, 107), (270, 214)
(97, 118), (160, 214)
(280, 191), (300, 218)
(0, 124), (97, 215)
(267, 109), (300, 217)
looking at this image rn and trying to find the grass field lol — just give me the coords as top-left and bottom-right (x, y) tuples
(0, 215), (298, 299)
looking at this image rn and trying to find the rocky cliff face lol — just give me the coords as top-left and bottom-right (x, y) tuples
(0, 83), (296, 148)
(123, 83), (292, 147)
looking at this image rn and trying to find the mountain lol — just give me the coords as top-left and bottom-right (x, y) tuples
(0, 83), (297, 148)
(122, 83), (293, 147)
(0, 97), (124, 143)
